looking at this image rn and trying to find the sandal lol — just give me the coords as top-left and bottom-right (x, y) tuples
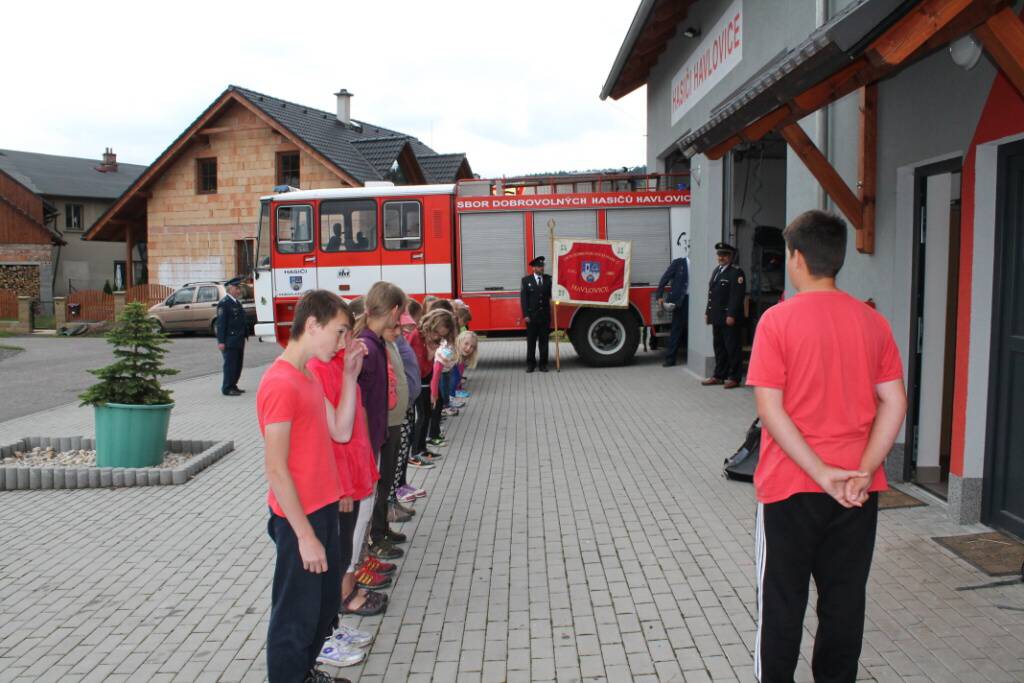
(341, 588), (387, 616)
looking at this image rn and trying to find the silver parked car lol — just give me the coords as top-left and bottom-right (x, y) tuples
(148, 281), (256, 335)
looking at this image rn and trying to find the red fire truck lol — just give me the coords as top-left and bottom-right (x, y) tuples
(252, 173), (691, 366)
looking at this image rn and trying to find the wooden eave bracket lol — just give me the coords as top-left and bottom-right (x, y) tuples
(975, 6), (1024, 97)
(776, 84), (877, 254)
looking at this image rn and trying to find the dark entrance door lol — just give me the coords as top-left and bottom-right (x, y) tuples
(984, 139), (1024, 539)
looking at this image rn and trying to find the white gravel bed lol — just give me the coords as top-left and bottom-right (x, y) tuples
(3, 447), (197, 469)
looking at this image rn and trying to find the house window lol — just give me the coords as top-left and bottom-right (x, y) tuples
(277, 152), (300, 188)
(197, 158), (217, 194)
(235, 239), (255, 276)
(65, 204), (84, 231)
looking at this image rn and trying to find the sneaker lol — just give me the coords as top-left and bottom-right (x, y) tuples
(394, 499), (416, 516)
(316, 639), (365, 667)
(330, 623), (373, 648)
(409, 485), (427, 499)
(354, 566), (392, 589)
(424, 448), (443, 459)
(442, 407), (460, 417)
(388, 502), (412, 523)
(449, 399), (466, 409)
(396, 484), (418, 503)
(408, 453), (435, 469)
(369, 538), (404, 560)
(455, 390), (471, 399)
(363, 555), (397, 576)
(427, 437), (447, 448)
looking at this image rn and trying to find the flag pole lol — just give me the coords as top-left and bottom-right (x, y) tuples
(548, 218), (560, 372)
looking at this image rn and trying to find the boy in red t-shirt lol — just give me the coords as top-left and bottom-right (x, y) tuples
(746, 210), (906, 683)
(257, 290), (366, 683)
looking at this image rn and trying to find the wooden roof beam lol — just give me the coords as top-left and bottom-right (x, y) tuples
(704, 0), (1009, 162)
(198, 124), (268, 136)
(975, 7), (1024, 96)
(857, 84), (877, 254)
(868, 0), (976, 66)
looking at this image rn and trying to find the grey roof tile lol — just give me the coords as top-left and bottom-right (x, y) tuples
(417, 153), (470, 184)
(0, 149), (146, 199)
(230, 86), (454, 184)
(350, 137), (411, 176)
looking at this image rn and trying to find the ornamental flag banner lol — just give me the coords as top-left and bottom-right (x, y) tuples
(552, 238), (631, 308)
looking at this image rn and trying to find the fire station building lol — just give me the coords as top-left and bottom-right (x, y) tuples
(604, 0), (1024, 534)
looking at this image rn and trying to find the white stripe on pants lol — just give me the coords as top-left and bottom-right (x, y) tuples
(348, 489), (375, 574)
(754, 502), (766, 682)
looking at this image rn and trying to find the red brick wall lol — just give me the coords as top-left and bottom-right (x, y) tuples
(147, 102), (350, 286)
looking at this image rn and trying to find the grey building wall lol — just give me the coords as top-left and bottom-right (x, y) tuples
(646, 0), (820, 376)
(48, 196), (126, 296)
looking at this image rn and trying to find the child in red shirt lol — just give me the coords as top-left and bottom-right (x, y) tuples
(746, 211), (907, 683)
(257, 290), (367, 683)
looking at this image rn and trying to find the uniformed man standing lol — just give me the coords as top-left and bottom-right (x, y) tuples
(703, 243), (746, 388)
(520, 255), (552, 373)
(216, 277), (248, 396)
(656, 255), (689, 367)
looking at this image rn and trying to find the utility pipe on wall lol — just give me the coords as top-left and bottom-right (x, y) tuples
(815, 0), (830, 210)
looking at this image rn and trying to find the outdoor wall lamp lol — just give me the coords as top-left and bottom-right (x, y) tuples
(949, 33), (982, 70)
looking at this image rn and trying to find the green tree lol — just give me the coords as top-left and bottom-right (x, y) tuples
(79, 302), (179, 406)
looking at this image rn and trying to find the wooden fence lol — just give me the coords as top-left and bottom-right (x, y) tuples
(67, 290), (114, 322)
(126, 283), (174, 309)
(0, 289), (17, 319)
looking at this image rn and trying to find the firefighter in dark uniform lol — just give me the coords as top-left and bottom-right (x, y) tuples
(216, 277), (248, 396)
(703, 242), (746, 389)
(520, 255), (552, 373)
(656, 255), (689, 367)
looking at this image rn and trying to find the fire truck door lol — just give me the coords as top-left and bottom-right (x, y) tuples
(317, 198), (380, 297)
(253, 200), (274, 336)
(380, 200), (427, 296)
(272, 203), (318, 296)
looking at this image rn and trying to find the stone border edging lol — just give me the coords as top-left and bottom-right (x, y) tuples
(0, 436), (235, 490)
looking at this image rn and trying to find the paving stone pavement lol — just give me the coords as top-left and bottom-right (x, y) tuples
(0, 340), (1022, 683)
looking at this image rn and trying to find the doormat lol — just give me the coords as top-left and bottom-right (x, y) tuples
(933, 531), (1024, 577)
(879, 488), (927, 510)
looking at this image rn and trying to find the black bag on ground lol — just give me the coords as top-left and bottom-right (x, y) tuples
(724, 419), (761, 482)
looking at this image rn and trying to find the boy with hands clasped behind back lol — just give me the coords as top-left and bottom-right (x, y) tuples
(746, 211), (907, 683)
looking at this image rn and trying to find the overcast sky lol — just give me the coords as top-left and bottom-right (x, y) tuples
(2, 1), (648, 178)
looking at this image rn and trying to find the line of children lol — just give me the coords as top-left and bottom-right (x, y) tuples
(258, 286), (481, 682)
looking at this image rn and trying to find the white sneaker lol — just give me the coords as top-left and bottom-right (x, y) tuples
(331, 622), (373, 648)
(316, 639), (365, 667)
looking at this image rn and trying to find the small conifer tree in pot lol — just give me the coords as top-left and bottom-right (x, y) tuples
(80, 302), (179, 467)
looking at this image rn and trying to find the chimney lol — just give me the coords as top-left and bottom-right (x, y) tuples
(99, 147), (118, 172)
(334, 89), (353, 125)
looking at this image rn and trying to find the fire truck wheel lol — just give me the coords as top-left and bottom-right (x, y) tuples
(570, 308), (640, 367)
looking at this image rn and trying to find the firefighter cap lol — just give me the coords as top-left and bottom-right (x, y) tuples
(714, 242), (737, 255)
(529, 256), (546, 267)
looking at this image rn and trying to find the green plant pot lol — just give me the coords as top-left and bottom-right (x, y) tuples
(94, 403), (174, 468)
